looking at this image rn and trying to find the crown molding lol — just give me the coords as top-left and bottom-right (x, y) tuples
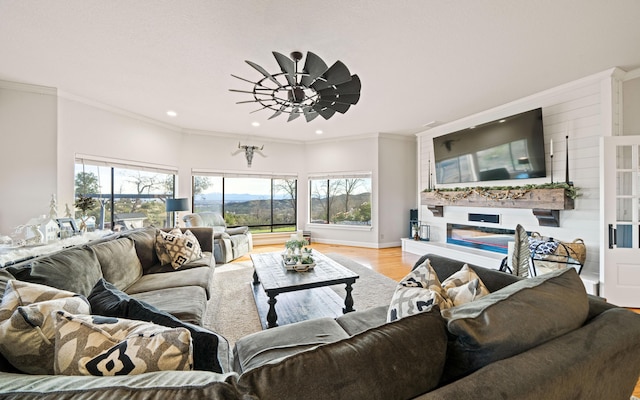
(0, 79), (57, 95)
(58, 90), (183, 133)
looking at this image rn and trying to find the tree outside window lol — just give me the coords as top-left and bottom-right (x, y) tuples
(310, 177), (371, 226)
(74, 163), (175, 230)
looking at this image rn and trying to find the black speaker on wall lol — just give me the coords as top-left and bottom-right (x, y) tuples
(468, 213), (500, 224)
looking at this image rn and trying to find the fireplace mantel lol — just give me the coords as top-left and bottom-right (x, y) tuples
(420, 188), (574, 227)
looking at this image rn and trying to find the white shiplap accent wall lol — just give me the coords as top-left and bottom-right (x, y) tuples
(416, 68), (623, 279)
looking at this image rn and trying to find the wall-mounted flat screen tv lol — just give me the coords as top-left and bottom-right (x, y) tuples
(433, 108), (546, 184)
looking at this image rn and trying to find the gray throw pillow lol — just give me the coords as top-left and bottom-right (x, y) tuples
(440, 267), (588, 383)
(90, 237), (143, 290)
(7, 246), (103, 297)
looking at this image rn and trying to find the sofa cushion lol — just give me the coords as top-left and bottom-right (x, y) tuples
(0, 280), (90, 374)
(125, 266), (212, 298)
(90, 237), (143, 291)
(118, 227), (160, 272)
(335, 305), (388, 336)
(6, 246), (103, 297)
(440, 264), (490, 306)
(440, 267), (589, 383)
(0, 371), (246, 400)
(129, 286), (207, 326)
(144, 252), (213, 274)
(54, 311), (193, 376)
(233, 317), (350, 373)
(237, 309), (448, 400)
(89, 279), (230, 373)
(387, 258), (452, 322)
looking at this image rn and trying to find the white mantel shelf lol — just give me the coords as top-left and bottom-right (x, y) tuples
(421, 188), (574, 227)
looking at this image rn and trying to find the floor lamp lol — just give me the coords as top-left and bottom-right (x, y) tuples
(166, 198), (190, 228)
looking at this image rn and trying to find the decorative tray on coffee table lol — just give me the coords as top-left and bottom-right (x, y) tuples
(281, 254), (316, 272)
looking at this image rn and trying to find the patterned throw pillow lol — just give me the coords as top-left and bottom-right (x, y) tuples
(154, 228), (180, 266)
(156, 229), (203, 269)
(441, 264), (490, 307)
(54, 311), (193, 376)
(0, 280), (90, 374)
(387, 259), (453, 322)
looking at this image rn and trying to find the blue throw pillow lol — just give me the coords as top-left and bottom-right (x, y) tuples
(88, 279), (225, 373)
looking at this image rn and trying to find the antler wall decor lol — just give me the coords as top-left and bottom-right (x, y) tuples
(231, 142), (266, 167)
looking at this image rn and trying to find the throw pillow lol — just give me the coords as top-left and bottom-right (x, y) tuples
(90, 237), (143, 291)
(440, 267), (589, 383)
(0, 280), (90, 374)
(5, 246), (103, 297)
(154, 228), (180, 266)
(88, 279), (227, 373)
(387, 258), (452, 322)
(440, 264), (490, 306)
(157, 229), (202, 269)
(54, 311), (193, 376)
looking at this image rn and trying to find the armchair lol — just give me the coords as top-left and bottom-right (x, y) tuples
(182, 212), (253, 264)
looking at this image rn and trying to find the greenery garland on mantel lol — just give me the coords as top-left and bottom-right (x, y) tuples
(422, 183), (580, 202)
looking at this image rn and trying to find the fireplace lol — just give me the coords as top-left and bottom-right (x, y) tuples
(447, 224), (515, 254)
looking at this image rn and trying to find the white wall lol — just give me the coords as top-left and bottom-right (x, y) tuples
(378, 134), (417, 247)
(1, 81), (417, 249)
(0, 81), (57, 232)
(416, 68), (624, 278)
(623, 72), (640, 135)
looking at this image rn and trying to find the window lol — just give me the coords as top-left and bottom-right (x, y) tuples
(192, 174), (297, 233)
(74, 159), (176, 231)
(309, 175), (372, 226)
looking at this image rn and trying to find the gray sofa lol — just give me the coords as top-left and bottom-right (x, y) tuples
(1, 241), (640, 399)
(182, 211), (253, 264)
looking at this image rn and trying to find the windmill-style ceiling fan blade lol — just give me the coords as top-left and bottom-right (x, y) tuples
(272, 52), (296, 87)
(302, 106), (320, 122)
(312, 104), (337, 120)
(322, 61), (352, 86)
(246, 60), (282, 88)
(287, 108), (301, 122)
(316, 100), (351, 114)
(300, 51), (328, 87)
(333, 75), (361, 95)
(268, 105), (287, 120)
(318, 93), (360, 105)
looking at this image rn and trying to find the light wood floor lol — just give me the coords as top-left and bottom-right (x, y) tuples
(245, 243), (640, 397)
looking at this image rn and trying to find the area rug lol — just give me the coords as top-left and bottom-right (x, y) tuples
(202, 253), (398, 346)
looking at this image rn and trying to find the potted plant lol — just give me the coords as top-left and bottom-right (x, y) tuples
(74, 195), (96, 232)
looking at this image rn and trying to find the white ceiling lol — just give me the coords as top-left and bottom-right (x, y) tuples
(1, 0), (640, 142)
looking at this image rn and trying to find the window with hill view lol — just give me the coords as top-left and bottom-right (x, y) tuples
(74, 162), (175, 231)
(192, 175), (297, 233)
(309, 176), (372, 226)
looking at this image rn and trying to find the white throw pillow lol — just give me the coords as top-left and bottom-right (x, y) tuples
(387, 259), (452, 322)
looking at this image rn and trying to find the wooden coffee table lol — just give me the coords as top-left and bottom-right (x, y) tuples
(251, 251), (359, 328)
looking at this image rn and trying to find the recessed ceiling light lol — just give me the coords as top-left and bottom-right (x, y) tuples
(166, 110), (177, 117)
(499, 119), (506, 123)
(315, 130), (323, 135)
(251, 121), (260, 127)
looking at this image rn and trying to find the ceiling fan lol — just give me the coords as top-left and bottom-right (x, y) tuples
(230, 51), (361, 122)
